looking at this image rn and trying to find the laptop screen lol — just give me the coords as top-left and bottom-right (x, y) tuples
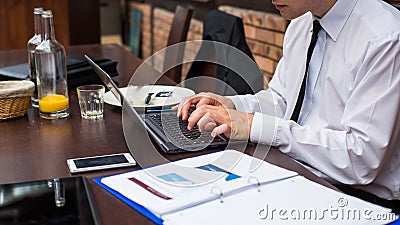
(85, 55), (123, 106)
(85, 55), (172, 165)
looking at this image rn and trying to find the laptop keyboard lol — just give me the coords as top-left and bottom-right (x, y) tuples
(147, 113), (226, 147)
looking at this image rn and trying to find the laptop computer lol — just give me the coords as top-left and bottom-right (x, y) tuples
(84, 55), (232, 154)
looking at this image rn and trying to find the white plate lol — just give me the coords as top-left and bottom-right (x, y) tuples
(104, 85), (195, 108)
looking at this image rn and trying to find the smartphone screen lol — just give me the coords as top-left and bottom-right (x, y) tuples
(74, 155), (129, 168)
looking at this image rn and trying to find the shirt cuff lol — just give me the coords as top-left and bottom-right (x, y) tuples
(228, 95), (258, 113)
(249, 112), (280, 146)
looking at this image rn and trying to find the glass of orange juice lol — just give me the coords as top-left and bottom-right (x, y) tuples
(35, 58), (69, 119)
(36, 72), (69, 119)
(38, 94), (69, 119)
(35, 10), (69, 119)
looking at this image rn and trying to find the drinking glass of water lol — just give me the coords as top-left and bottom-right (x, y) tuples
(77, 85), (105, 120)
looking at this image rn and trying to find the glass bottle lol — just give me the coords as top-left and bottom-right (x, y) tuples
(35, 10), (69, 119)
(27, 7), (43, 108)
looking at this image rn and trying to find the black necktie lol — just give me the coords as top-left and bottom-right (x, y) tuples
(290, 20), (322, 122)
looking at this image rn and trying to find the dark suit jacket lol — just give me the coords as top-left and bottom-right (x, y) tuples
(185, 10), (264, 95)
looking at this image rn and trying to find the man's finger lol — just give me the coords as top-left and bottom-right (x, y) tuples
(211, 124), (230, 138)
(197, 116), (217, 132)
(177, 96), (198, 119)
(171, 104), (178, 111)
(187, 106), (212, 130)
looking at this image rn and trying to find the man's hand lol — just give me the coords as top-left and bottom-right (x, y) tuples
(188, 105), (254, 140)
(172, 92), (235, 120)
(172, 92), (252, 140)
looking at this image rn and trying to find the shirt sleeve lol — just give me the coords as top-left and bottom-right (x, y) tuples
(251, 35), (400, 186)
(228, 58), (288, 118)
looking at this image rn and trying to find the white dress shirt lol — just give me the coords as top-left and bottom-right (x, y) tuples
(229, 0), (400, 200)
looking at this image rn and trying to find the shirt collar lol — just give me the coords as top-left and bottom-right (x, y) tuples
(316, 0), (358, 41)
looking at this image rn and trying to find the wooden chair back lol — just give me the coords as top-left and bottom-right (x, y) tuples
(163, 6), (194, 83)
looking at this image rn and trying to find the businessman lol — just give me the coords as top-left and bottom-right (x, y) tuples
(174, 0), (400, 212)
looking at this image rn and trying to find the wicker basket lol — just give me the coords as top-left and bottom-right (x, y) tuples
(0, 80), (35, 120)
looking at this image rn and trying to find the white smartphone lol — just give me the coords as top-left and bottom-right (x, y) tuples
(67, 153), (136, 173)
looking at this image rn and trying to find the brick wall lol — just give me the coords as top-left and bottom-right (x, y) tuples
(129, 3), (287, 86)
(152, 7), (203, 80)
(183, 17), (203, 80)
(151, 8), (170, 73)
(218, 6), (287, 85)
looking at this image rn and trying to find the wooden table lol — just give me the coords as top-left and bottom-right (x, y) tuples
(0, 44), (336, 224)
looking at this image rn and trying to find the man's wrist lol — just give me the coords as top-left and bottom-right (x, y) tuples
(225, 98), (236, 110)
(247, 113), (254, 140)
